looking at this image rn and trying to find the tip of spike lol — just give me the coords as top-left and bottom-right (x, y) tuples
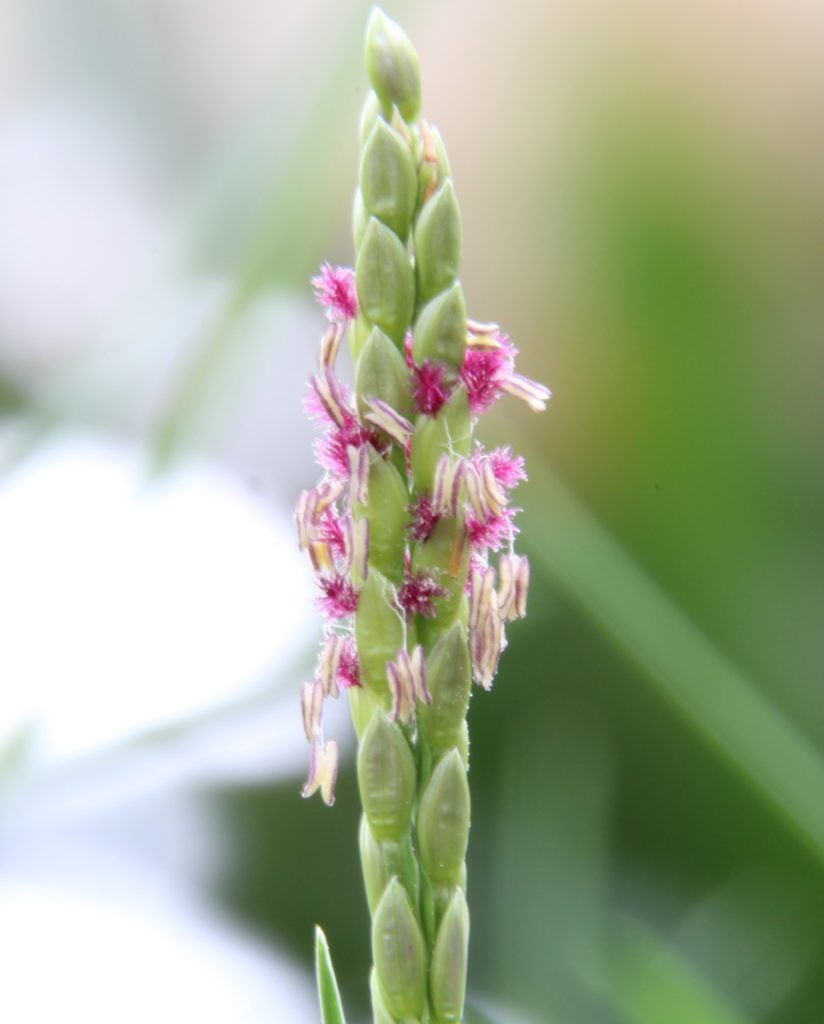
(364, 7), (421, 123)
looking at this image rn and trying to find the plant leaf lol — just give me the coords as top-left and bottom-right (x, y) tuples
(522, 461), (824, 869)
(315, 925), (347, 1024)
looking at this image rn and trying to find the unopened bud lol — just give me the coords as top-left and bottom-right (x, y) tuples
(364, 8), (422, 123)
(356, 218), (414, 346)
(417, 624), (471, 754)
(370, 968), (397, 1024)
(414, 179), (462, 303)
(417, 749), (470, 886)
(411, 281), (467, 371)
(411, 387), (471, 493)
(348, 310), (372, 361)
(357, 711), (416, 842)
(360, 118), (418, 240)
(430, 888), (470, 1022)
(372, 877), (426, 1019)
(352, 188), (368, 251)
(359, 457), (408, 581)
(355, 326), (413, 419)
(359, 813), (388, 915)
(359, 90), (381, 145)
(355, 569), (405, 696)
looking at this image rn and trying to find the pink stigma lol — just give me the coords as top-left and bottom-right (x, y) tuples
(488, 446), (527, 490)
(316, 575), (358, 619)
(408, 495), (441, 543)
(460, 333), (516, 415)
(312, 263), (358, 322)
(467, 508), (518, 552)
(412, 360), (453, 415)
(337, 638), (361, 689)
(397, 569), (447, 619)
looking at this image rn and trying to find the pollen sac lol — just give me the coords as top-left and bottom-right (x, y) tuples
(417, 749), (471, 887)
(301, 739), (340, 807)
(360, 118), (418, 241)
(355, 569), (405, 697)
(357, 711), (416, 843)
(387, 645), (430, 725)
(412, 281), (467, 372)
(371, 877), (426, 1019)
(497, 553), (530, 621)
(430, 887), (470, 1023)
(356, 218), (414, 346)
(417, 624), (472, 756)
(364, 398), (415, 451)
(364, 8), (422, 123)
(300, 680), (324, 741)
(414, 179), (462, 304)
(355, 326), (414, 419)
(432, 453), (466, 516)
(356, 457), (408, 583)
(411, 386), (471, 493)
(469, 569), (506, 690)
(342, 514), (369, 584)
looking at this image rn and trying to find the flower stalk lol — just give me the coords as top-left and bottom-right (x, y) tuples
(298, 9), (549, 1022)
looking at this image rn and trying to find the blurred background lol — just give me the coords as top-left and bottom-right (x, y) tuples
(1, 1), (822, 1021)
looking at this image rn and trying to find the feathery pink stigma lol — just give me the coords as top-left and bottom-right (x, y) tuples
(460, 333), (516, 415)
(408, 495), (440, 543)
(312, 263), (358, 322)
(315, 413), (380, 478)
(316, 574), (358, 619)
(337, 638), (361, 689)
(488, 446), (527, 490)
(317, 507), (346, 558)
(467, 508), (519, 552)
(302, 387), (329, 426)
(412, 360), (452, 415)
(397, 569), (447, 619)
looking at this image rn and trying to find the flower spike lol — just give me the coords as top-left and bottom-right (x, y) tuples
(296, 12), (549, 1022)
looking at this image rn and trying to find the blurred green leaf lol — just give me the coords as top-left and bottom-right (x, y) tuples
(486, 704), (612, 1022)
(597, 918), (750, 1024)
(315, 925), (348, 1024)
(522, 464), (824, 868)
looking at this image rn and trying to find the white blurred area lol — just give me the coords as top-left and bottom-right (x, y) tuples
(0, 435), (325, 1022)
(0, 2), (345, 1019)
(0, 434), (314, 764)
